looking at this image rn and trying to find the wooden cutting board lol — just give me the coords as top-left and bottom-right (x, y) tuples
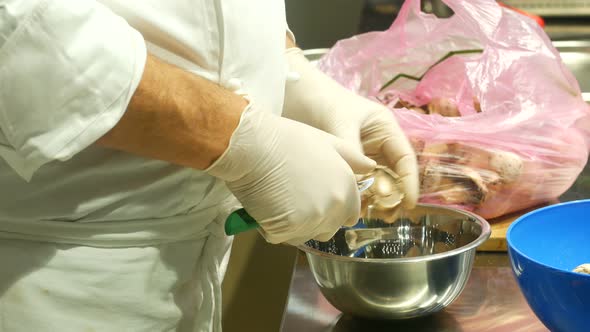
(476, 201), (557, 252)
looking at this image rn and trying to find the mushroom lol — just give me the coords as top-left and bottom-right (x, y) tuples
(421, 162), (446, 193)
(468, 169), (490, 200)
(573, 264), (590, 274)
(421, 163), (489, 206)
(420, 143), (454, 164)
(452, 167), (489, 205)
(481, 170), (504, 193)
(474, 97), (482, 113)
(427, 98), (461, 117)
(438, 184), (475, 205)
(394, 99), (429, 114)
(488, 150), (523, 184)
(410, 139), (425, 155)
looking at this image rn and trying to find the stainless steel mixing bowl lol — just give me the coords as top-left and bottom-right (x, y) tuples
(297, 204), (491, 320)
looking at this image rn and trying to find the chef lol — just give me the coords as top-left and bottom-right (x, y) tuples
(0, 0), (418, 331)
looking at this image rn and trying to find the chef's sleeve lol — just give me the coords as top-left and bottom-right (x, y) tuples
(0, 0), (146, 181)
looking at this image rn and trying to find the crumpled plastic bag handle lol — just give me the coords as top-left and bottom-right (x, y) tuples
(392, 0), (503, 40)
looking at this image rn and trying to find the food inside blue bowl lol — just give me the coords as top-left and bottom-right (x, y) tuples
(573, 264), (590, 274)
(507, 200), (590, 332)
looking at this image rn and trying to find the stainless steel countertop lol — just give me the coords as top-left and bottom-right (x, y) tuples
(281, 161), (590, 332)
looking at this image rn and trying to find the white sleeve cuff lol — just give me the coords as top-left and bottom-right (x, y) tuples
(286, 22), (296, 45)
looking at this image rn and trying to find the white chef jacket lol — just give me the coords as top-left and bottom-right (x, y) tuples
(0, 0), (289, 331)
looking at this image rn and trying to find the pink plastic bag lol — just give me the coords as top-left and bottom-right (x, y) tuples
(318, 0), (590, 219)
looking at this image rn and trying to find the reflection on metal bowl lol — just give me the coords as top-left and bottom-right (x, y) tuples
(297, 204), (491, 320)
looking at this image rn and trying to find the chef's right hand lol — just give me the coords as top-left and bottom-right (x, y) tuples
(206, 100), (376, 245)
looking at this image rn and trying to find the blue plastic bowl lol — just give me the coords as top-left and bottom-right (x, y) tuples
(507, 200), (590, 332)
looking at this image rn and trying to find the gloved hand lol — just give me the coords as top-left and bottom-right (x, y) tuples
(206, 100), (376, 245)
(283, 48), (419, 208)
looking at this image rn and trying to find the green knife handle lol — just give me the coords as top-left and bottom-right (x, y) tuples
(225, 208), (259, 235)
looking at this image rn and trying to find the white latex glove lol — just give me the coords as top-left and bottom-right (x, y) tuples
(206, 101), (376, 245)
(283, 48), (419, 208)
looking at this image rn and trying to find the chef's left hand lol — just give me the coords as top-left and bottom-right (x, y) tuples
(282, 47), (419, 208)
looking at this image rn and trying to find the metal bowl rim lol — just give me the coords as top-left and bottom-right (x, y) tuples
(296, 203), (491, 263)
